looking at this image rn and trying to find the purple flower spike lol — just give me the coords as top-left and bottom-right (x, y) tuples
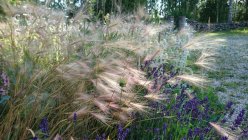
(225, 101), (233, 110)
(0, 72), (9, 96)
(203, 127), (211, 133)
(221, 136), (228, 140)
(241, 129), (248, 138)
(73, 112), (77, 123)
(188, 129), (193, 138)
(117, 124), (123, 140)
(193, 128), (201, 136)
(96, 135), (101, 140)
(122, 128), (129, 139)
(233, 109), (245, 127)
(1, 72), (9, 87)
(32, 136), (38, 140)
(0, 88), (5, 95)
(117, 124), (129, 140)
(221, 118), (227, 124)
(96, 133), (106, 140)
(162, 123), (167, 134)
(39, 117), (49, 137)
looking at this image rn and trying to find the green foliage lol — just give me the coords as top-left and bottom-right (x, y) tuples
(5, 0), (248, 23)
(93, 0), (147, 15)
(199, 0), (228, 23)
(0, 6), (5, 16)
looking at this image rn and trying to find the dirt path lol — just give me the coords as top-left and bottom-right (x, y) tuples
(191, 33), (248, 124)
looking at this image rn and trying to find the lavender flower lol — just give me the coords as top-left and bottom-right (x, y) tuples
(233, 109), (245, 127)
(177, 112), (181, 120)
(225, 101), (233, 110)
(193, 128), (201, 136)
(200, 97), (208, 104)
(95, 133), (106, 140)
(188, 129), (193, 138)
(203, 104), (210, 119)
(73, 112), (77, 123)
(32, 137), (38, 140)
(221, 136), (228, 140)
(0, 72), (9, 96)
(96, 135), (101, 140)
(39, 117), (49, 137)
(154, 128), (160, 133)
(183, 98), (199, 115)
(203, 127), (211, 133)
(144, 60), (151, 69)
(162, 123), (167, 134)
(241, 129), (248, 138)
(117, 124), (129, 140)
(0, 88), (5, 95)
(1, 72), (9, 87)
(122, 129), (129, 140)
(221, 118), (227, 124)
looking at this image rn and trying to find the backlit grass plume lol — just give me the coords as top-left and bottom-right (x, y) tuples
(57, 57), (155, 123)
(195, 51), (217, 70)
(176, 74), (208, 87)
(210, 122), (239, 140)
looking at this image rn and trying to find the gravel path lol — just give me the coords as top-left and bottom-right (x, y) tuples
(214, 35), (248, 124)
(191, 34), (248, 124)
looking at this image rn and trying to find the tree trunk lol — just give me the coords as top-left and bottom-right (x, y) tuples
(246, 0), (248, 20)
(216, 0), (219, 23)
(228, 0), (233, 23)
(178, 16), (186, 30)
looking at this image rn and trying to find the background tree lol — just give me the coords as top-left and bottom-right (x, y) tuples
(244, 0), (248, 20)
(2, 0), (248, 23)
(198, 0), (228, 23)
(228, 0), (233, 23)
(93, 0), (147, 15)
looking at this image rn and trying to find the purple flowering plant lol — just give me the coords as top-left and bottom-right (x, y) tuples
(0, 72), (9, 96)
(39, 117), (49, 138)
(0, 71), (10, 104)
(118, 60), (227, 140)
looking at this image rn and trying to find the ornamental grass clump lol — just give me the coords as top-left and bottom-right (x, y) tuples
(0, 2), (168, 139)
(0, 1), (226, 139)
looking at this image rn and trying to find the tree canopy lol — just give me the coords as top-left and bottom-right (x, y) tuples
(1, 0), (248, 23)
